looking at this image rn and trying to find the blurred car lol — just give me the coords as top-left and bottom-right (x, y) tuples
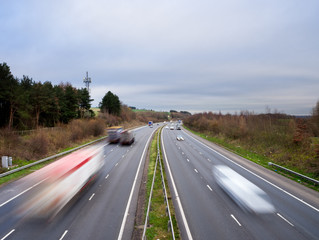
(176, 135), (184, 141)
(170, 125), (175, 130)
(213, 165), (275, 214)
(107, 126), (123, 143)
(120, 130), (135, 145)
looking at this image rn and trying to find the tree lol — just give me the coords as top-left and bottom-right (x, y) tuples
(78, 88), (93, 118)
(16, 75), (34, 128)
(0, 63), (19, 129)
(58, 83), (79, 123)
(99, 91), (121, 115)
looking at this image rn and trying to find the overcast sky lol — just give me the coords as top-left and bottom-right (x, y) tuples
(1, 0), (319, 115)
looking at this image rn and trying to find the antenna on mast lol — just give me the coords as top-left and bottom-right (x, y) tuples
(83, 71), (91, 93)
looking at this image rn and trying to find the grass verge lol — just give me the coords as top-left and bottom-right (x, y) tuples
(145, 128), (180, 239)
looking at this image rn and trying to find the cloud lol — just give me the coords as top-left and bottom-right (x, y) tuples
(1, 0), (319, 115)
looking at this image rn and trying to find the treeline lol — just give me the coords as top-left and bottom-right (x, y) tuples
(0, 63), (93, 130)
(183, 104), (319, 177)
(99, 106), (169, 127)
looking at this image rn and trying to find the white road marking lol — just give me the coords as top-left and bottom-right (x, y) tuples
(1, 229), (15, 240)
(59, 230), (68, 240)
(207, 158), (211, 162)
(0, 178), (47, 208)
(122, 155), (125, 158)
(117, 130), (155, 240)
(105, 174), (109, 179)
(162, 129), (193, 240)
(187, 159), (190, 162)
(277, 213), (294, 226)
(89, 193), (95, 201)
(182, 152), (184, 155)
(184, 131), (319, 213)
(115, 162), (119, 167)
(207, 185), (213, 191)
(231, 214), (241, 226)
(194, 169), (198, 173)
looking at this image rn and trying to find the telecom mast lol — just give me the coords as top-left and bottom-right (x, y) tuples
(83, 71), (91, 92)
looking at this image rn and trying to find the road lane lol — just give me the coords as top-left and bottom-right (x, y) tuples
(162, 126), (319, 239)
(0, 125), (158, 240)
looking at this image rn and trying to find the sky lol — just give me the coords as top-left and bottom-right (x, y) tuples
(1, 0), (319, 115)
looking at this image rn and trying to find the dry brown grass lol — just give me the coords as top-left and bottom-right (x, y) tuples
(0, 119), (106, 170)
(184, 112), (319, 178)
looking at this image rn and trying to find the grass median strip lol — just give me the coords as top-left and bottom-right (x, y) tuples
(145, 128), (180, 240)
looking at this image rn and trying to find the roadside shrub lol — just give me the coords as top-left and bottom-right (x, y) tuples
(28, 131), (49, 158)
(88, 119), (105, 136)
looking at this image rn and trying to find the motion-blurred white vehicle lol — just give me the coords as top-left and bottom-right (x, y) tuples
(18, 145), (104, 219)
(213, 165), (275, 214)
(170, 125), (175, 130)
(176, 135), (184, 141)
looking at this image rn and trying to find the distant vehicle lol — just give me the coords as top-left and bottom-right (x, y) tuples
(213, 165), (275, 214)
(120, 130), (135, 145)
(148, 121), (153, 128)
(176, 124), (181, 130)
(170, 125), (175, 130)
(176, 135), (184, 141)
(107, 126), (123, 143)
(18, 146), (104, 219)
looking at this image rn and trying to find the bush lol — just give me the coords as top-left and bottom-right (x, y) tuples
(28, 131), (49, 158)
(88, 119), (105, 136)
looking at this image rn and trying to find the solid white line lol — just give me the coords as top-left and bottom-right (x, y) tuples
(117, 130), (155, 240)
(105, 174), (109, 179)
(194, 169), (198, 173)
(207, 185), (213, 191)
(231, 214), (241, 226)
(183, 130), (319, 213)
(0, 178), (47, 208)
(89, 193), (95, 201)
(162, 129), (193, 240)
(59, 230), (68, 240)
(115, 162), (119, 167)
(277, 213), (294, 227)
(1, 229), (15, 240)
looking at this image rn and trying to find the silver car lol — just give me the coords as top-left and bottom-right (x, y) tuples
(213, 165), (275, 214)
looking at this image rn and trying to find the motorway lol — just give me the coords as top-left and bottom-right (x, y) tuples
(162, 126), (319, 240)
(0, 125), (159, 240)
(0, 123), (318, 240)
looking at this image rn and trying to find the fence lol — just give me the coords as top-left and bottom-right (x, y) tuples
(268, 162), (319, 185)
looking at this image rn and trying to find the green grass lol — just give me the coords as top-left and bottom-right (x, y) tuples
(145, 128), (180, 239)
(91, 107), (100, 116)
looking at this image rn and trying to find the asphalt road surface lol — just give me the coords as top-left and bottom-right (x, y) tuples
(1, 123), (318, 240)
(162, 126), (319, 240)
(0, 125), (159, 240)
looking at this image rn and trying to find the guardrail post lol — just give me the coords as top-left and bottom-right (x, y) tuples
(2, 156), (8, 168)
